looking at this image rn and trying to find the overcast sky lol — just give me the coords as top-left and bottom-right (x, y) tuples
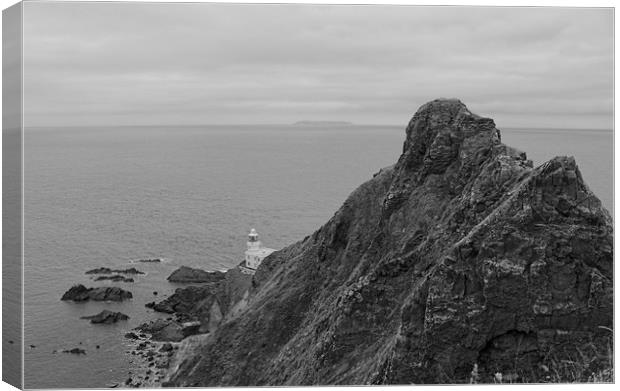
(23, 2), (613, 129)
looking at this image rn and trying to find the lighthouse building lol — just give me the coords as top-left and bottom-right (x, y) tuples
(243, 228), (276, 272)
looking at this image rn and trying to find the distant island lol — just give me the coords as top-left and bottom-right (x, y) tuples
(293, 120), (354, 126)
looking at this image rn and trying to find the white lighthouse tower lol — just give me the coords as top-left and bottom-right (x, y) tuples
(243, 228), (276, 272)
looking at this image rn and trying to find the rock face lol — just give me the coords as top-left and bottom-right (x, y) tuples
(81, 310), (130, 324)
(61, 284), (133, 302)
(149, 286), (214, 315)
(167, 266), (226, 283)
(167, 99), (613, 386)
(145, 267), (252, 337)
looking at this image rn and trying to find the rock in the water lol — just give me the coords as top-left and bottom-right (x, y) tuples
(61, 285), (91, 301)
(167, 266), (225, 283)
(124, 332), (140, 340)
(134, 318), (203, 343)
(85, 267), (144, 275)
(81, 310), (130, 324)
(149, 286), (211, 314)
(166, 99), (613, 386)
(156, 359), (170, 369)
(135, 319), (185, 342)
(62, 348), (86, 355)
(159, 343), (173, 352)
(94, 275), (134, 282)
(61, 284), (133, 302)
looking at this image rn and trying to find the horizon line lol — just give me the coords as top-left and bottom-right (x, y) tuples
(22, 123), (614, 131)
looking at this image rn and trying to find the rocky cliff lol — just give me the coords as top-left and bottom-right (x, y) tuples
(167, 99), (613, 385)
(149, 267), (251, 330)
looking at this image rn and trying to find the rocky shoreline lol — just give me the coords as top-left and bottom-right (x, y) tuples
(122, 335), (179, 387)
(61, 262), (252, 388)
(121, 264), (253, 387)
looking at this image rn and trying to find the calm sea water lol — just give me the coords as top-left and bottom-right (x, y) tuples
(22, 125), (612, 388)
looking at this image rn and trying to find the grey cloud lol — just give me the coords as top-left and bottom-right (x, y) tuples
(23, 2), (613, 128)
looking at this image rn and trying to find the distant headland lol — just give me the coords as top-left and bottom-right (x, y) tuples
(292, 120), (354, 126)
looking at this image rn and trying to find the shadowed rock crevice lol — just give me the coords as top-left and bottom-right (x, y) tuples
(166, 99), (613, 386)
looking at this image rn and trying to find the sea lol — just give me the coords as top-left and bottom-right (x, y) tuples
(21, 124), (613, 388)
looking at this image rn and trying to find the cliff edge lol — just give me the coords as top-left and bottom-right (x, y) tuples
(167, 99), (613, 385)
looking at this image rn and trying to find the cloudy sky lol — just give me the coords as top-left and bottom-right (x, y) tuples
(23, 2), (613, 129)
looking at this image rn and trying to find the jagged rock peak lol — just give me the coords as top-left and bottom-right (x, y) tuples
(383, 99), (514, 216)
(406, 98), (497, 135)
(398, 99), (501, 175)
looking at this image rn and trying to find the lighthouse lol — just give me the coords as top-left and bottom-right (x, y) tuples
(243, 228), (276, 271)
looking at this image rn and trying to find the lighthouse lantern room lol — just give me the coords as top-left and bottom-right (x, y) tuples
(244, 228), (276, 271)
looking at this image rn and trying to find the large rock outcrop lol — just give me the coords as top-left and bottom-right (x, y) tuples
(167, 266), (226, 284)
(81, 310), (129, 324)
(143, 266), (253, 340)
(61, 284), (133, 302)
(135, 319), (201, 342)
(167, 99), (613, 385)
